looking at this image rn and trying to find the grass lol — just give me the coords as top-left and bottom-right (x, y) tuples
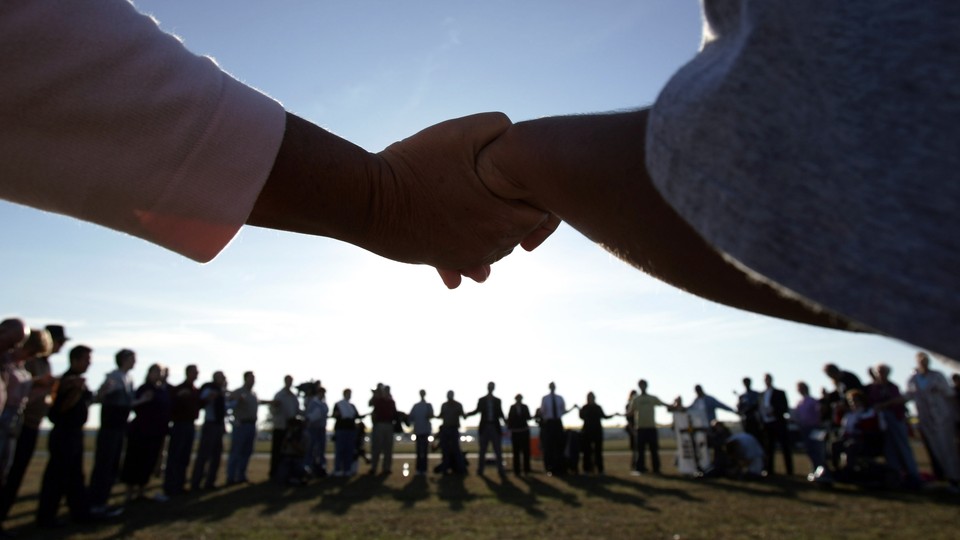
(4, 441), (958, 539)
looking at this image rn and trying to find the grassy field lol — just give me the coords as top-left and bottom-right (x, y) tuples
(4, 441), (958, 539)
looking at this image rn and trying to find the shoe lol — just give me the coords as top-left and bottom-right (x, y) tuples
(630, 470), (644, 476)
(152, 494), (170, 503)
(90, 505), (124, 518)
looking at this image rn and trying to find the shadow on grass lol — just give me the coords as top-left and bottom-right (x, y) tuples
(435, 473), (476, 511)
(559, 474), (666, 511)
(479, 474), (546, 518)
(394, 474), (430, 509)
(518, 474), (581, 508)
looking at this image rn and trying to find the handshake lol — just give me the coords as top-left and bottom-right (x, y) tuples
(250, 111), (568, 290)
(374, 112), (560, 289)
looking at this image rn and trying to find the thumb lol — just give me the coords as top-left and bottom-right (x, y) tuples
(449, 112), (512, 152)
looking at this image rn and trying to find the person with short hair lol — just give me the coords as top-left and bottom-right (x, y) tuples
(332, 388), (360, 477)
(368, 383), (397, 475)
(507, 394), (533, 476)
(759, 373), (793, 476)
(466, 382), (506, 477)
(269, 375), (301, 480)
(162, 364), (201, 498)
(408, 390), (434, 476)
(36, 345), (96, 527)
(436, 391), (467, 474)
(88, 348), (137, 512)
(192, 371), (229, 490)
(539, 382), (570, 475)
(227, 371), (266, 484)
(302, 383), (329, 478)
(628, 379), (673, 476)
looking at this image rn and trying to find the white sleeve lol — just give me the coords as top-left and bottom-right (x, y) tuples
(0, 0), (286, 262)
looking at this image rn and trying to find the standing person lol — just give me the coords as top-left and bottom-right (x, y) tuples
(539, 382), (569, 475)
(119, 364), (172, 503)
(507, 394), (533, 476)
(579, 392), (614, 475)
(690, 385), (736, 424)
(625, 389), (638, 472)
(759, 373), (793, 476)
(191, 371), (228, 491)
(88, 349), (136, 513)
(628, 379), (673, 476)
(368, 383), (397, 475)
(466, 382), (507, 477)
(0, 324), (64, 532)
(737, 378), (762, 440)
(867, 364), (921, 488)
(162, 364), (200, 498)
(332, 388), (360, 477)
(226, 371), (265, 485)
(303, 383), (329, 478)
(792, 382), (826, 476)
(824, 364), (865, 396)
(408, 390), (434, 476)
(906, 352), (960, 490)
(0, 329), (49, 482)
(437, 391), (467, 474)
(269, 375), (301, 480)
(35, 345), (96, 527)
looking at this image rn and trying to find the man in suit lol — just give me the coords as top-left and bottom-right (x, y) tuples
(759, 373), (793, 475)
(466, 381), (506, 476)
(507, 394), (533, 475)
(737, 377), (762, 440)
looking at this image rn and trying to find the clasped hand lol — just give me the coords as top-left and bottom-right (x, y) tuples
(374, 112), (557, 289)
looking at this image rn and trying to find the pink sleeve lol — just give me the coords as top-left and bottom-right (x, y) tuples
(0, 0), (286, 261)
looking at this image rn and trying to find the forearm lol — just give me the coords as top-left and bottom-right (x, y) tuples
(247, 112), (379, 249)
(481, 109), (853, 330)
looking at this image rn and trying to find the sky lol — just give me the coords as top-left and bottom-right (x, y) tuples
(3, 0), (943, 429)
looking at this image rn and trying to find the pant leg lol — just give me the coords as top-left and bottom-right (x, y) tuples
(777, 423), (794, 475)
(582, 434), (595, 473)
(595, 436), (605, 473)
(762, 423), (776, 473)
(207, 424), (224, 486)
(635, 429), (651, 472)
(415, 434), (429, 473)
(88, 427), (125, 507)
(884, 414), (920, 482)
(238, 425), (255, 481)
(0, 425), (39, 520)
(477, 426), (491, 473)
(192, 423), (213, 489)
(36, 431), (66, 525)
(334, 429), (351, 473)
(369, 425), (383, 472)
(382, 424), (394, 472)
(226, 426), (240, 483)
(164, 423), (191, 494)
(649, 429), (661, 473)
(270, 428), (285, 479)
(491, 426), (504, 473)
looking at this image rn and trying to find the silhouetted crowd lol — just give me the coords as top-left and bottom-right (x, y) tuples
(2, 317), (959, 535)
